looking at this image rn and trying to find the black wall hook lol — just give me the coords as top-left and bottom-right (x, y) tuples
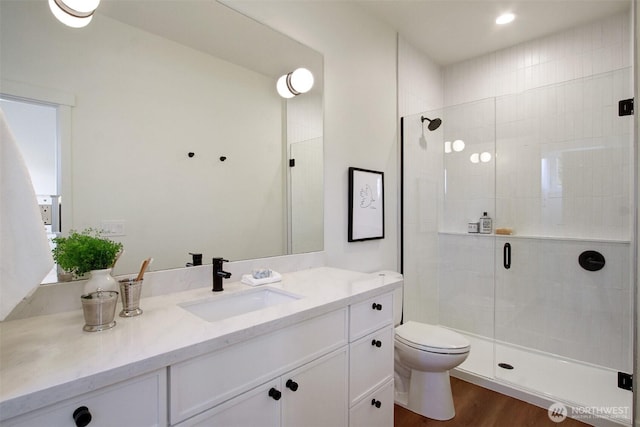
(219, 156), (227, 162)
(188, 152), (195, 158)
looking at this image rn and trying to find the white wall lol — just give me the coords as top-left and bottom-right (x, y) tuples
(226, 1), (400, 273)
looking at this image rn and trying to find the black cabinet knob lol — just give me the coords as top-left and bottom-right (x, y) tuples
(72, 406), (92, 427)
(371, 399), (382, 408)
(371, 303), (382, 311)
(268, 387), (282, 401)
(286, 379), (299, 392)
(371, 339), (382, 348)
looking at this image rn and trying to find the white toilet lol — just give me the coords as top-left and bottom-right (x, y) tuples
(393, 289), (470, 420)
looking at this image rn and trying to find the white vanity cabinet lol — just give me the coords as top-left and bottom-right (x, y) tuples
(0, 268), (403, 427)
(178, 348), (348, 427)
(169, 308), (348, 426)
(348, 292), (394, 427)
(2, 369), (167, 427)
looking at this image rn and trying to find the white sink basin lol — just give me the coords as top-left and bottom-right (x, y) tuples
(179, 287), (302, 322)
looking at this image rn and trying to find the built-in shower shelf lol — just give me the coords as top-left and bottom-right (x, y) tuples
(438, 231), (630, 245)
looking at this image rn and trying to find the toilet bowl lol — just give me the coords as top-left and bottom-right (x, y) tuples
(394, 321), (470, 420)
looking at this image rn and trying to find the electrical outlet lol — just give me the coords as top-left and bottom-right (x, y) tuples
(100, 220), (126, 237)
(39, 204), (52, 225)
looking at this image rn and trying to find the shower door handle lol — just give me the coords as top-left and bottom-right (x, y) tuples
(503, 243), (511, 269)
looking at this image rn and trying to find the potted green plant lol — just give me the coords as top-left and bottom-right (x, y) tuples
(52, 228), (123, 294)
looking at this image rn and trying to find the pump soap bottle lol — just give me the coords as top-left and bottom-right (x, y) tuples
(480, 212), (492, 234)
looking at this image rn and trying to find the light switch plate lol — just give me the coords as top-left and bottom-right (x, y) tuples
(39, 204), (52, 225)
(100, 220), (126, 237)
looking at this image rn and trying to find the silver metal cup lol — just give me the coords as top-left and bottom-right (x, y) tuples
(80, 290), (118, 332)
(118, 278), (143, 317)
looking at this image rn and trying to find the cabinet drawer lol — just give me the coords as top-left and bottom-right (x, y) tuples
(349, 292), (393, 341)
(349, 379), (394, 427)
(349, 326), (394, 405)
(170, 308), (347, 424)
(3, 369), (167, 427)
(176, 379), (281, 427)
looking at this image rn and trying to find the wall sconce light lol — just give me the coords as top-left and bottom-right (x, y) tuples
(276, 68), (314, 98)
(48, 0), (100, 28)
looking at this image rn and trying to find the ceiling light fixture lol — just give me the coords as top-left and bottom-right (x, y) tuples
(276, 68), (314, 98)
(495, 12), (515, 25)
(48, 0), (101, 28)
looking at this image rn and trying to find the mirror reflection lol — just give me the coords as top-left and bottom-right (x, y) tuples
(0, 0), (324, 281)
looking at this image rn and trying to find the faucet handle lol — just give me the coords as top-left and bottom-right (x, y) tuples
(189, 253), (202, 266)
(212, 257), (229, 264)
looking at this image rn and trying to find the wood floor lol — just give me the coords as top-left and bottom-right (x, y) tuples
(394, 377), (590, 427)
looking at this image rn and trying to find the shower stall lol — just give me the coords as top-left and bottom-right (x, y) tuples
(401, 62), (634, 426)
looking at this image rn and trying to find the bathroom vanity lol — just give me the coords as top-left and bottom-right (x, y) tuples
(0, 267), (401, 427)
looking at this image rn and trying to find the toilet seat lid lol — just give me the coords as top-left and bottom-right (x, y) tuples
(395, 321), (470, 354)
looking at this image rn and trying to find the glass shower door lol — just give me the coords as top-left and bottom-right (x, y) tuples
(493, 68), (634, 424)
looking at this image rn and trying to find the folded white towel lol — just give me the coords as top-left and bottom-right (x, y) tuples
(241, 271), (282, 286)
(0, 110), (54, 320)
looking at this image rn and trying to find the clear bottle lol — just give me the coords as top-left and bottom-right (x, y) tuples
(479, 212), (492, 234)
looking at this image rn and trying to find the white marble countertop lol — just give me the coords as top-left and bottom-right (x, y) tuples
(0, 267), (402, 421)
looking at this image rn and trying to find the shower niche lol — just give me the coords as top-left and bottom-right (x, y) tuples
(402, 67), (634, 425)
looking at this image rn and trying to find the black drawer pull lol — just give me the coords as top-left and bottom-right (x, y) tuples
(371, 303), (382, 311)
(371, 399), (382, 408)
(73, 406), (92, 427)
(285, 379), (299, 392)
(371, 339), (382, 348)
(268, 387), (282, 401)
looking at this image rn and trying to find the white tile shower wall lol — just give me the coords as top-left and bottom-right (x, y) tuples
(440, 233), (633, 371)
(438, 233), (495, 337)
(495, 68), (633, 240)
(442, 72), (632, 240)
(493, 237), (632, 371)
(444, 12), (632, 107)
(440, 99), (496, 232)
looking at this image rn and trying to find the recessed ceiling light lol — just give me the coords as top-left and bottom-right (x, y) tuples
(496, 13), (515, 25)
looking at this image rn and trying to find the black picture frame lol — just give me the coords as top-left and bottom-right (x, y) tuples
(348, 167), (385, 242)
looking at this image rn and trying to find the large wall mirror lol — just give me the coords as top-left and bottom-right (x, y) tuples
(0, 0), (324, 281)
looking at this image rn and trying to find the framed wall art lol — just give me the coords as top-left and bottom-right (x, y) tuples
(348, 167), (384, 242)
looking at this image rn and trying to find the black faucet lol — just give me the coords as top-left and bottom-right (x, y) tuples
(212, 257), (231, 292)
(186, 252), (202, 267)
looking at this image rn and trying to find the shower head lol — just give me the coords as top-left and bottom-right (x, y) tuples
(421, 116), (442, 131)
